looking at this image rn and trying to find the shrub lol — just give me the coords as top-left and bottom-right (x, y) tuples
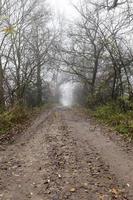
(0, 105), (29, 134)
(93, 101), (133, 138)
(94, 103), (119, 121)
(117, 97), (133, 112)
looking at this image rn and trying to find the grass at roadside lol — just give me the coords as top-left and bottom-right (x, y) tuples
(89, 101), (133, 139)
(0, 103), (51, 136)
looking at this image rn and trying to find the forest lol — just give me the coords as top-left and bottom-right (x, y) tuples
(1, 1), (133, 199)
(0, 0), (133, 135)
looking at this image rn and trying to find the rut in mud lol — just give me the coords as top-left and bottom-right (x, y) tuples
(0, 107), (133, 200)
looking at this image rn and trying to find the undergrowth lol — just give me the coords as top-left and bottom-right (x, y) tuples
(0, 106), (30, 134)
(91, 98), (133, 139)
(0, 103), (51, 135)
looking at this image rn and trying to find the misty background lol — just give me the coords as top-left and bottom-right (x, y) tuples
(0, 0), (133, 110)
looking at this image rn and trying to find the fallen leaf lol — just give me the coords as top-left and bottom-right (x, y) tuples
(70, 188), (76, 192)
(58, 174), (62, 178)
(112, 188), (118, 195)
(127, 183), (130, 187)
(99, 194), (105, 200)
(110, 188), (119, 197)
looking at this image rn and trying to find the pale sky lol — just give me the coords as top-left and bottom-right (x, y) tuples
(47, 0), (79, 20)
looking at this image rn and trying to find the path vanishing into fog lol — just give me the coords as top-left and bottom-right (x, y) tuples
(0, 107), (133, 199)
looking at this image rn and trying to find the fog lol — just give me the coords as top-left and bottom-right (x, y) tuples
(59, 82), (75, 107)
(47, 0), (79, 20)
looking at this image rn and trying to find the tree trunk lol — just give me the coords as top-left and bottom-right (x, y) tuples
(36, 64), (42, 106)
(91, 56), (99, 95)
(0, 57), (5, 111)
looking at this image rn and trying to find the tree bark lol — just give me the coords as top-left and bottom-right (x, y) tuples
(0, 57), (5, 110)
(36, 63), (42, 106)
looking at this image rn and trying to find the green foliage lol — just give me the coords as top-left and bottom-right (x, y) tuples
(117, 96), (133, 112)
(0, 104), (51, 135)
(93, 101), (133, 138)
(93, 103), (120, 120)
(87, 89), (112, 109)
(87, 94), (106, 108)
(0, 106), (29, 134)
(115, 125), (129, 135)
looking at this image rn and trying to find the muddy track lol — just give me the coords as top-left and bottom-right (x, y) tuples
(0, 107), (133, 199)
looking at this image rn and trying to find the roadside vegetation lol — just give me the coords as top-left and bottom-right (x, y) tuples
(0, 105), (29, 134)
(0, 103), (51, 136)
(1, 0), (133, 140)
(57, 0), (133, 139)
(0, 0), (58, 136)
(91, 98), (133, 138)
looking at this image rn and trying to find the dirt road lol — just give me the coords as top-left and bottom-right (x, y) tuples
(0, 107), (133, 200)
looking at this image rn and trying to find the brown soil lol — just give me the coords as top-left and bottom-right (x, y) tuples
(0, 107), (133, 200)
